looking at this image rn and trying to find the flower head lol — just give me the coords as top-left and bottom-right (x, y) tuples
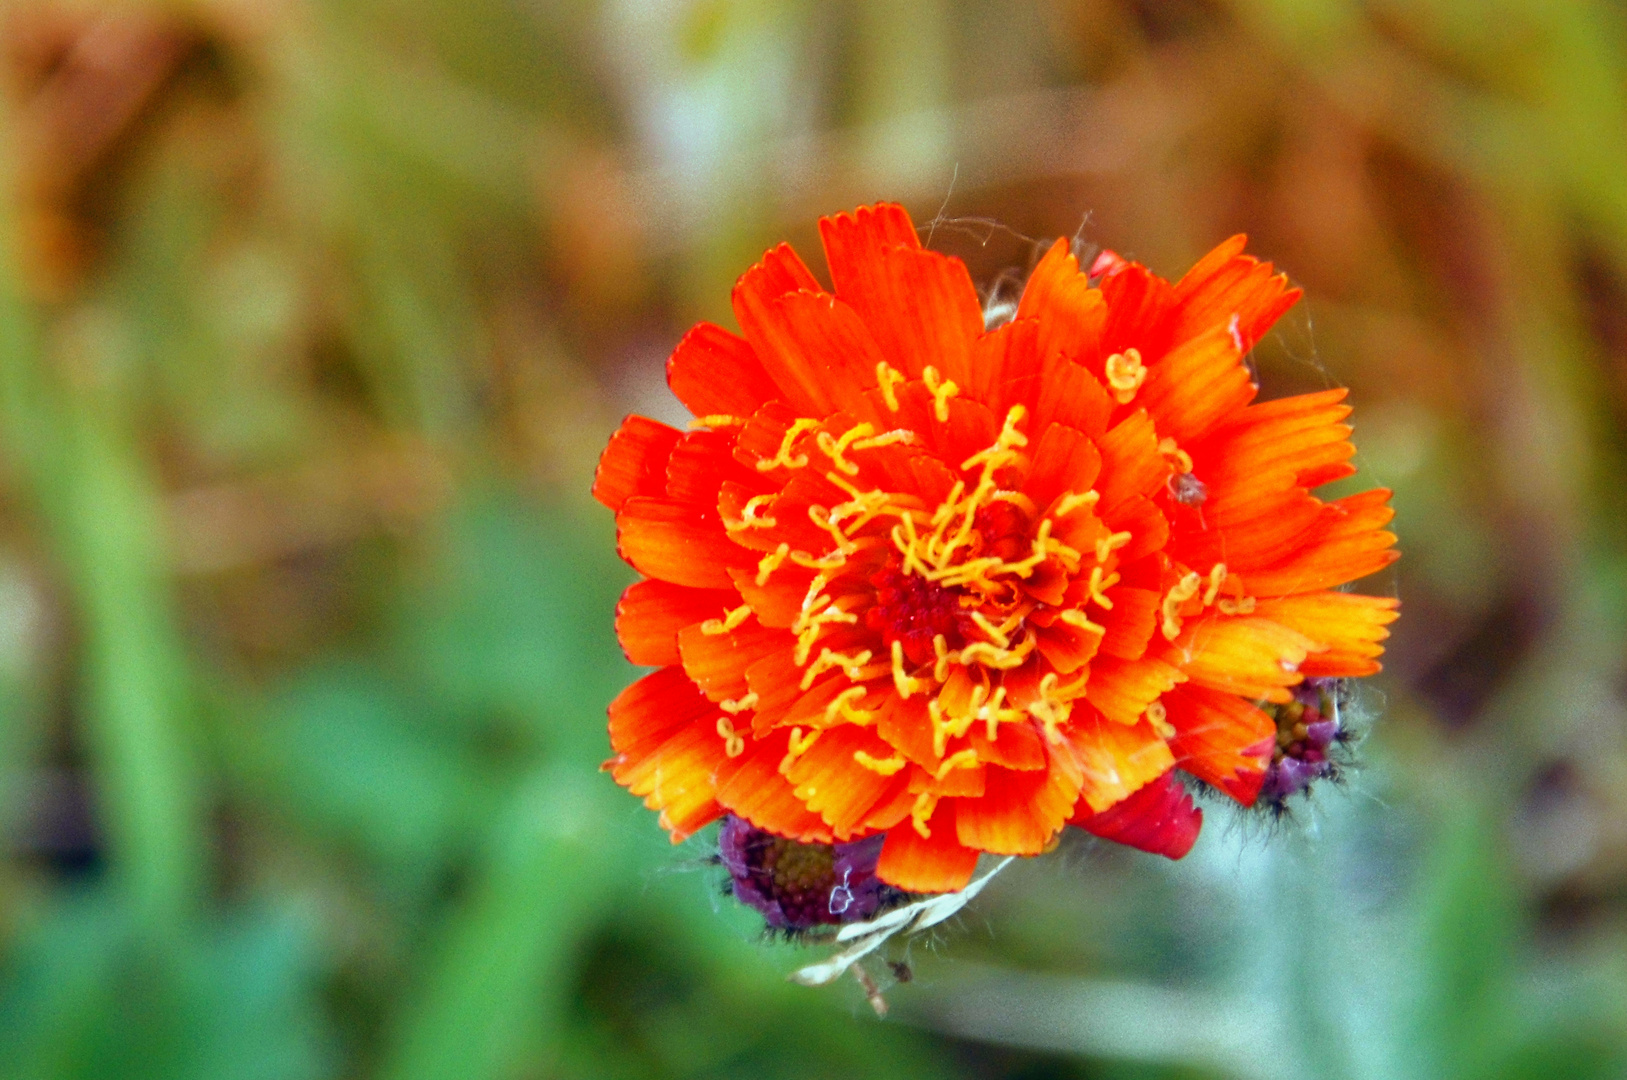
(597, 204), (1398, 894)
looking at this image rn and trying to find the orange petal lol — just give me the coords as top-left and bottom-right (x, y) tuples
(1069, 708), (1176, 814)
(744, 648), (807, 733)
(1196, 390), (1354, 513)
(713, 726), (835, 843)
(1095, 586), (1160, 661)
(754, 291), (891, 422)
(962, 318), (1043, 414)
(876, 694), (943, 770)
(665, 429), (762, 508)
(1170, 234), (1301, 354)
(955, 739), (1083, 855)
(616, 497), (752, 590)
(1072, 769), (1202, 859)
(1023, 423), (1102, 513)
(730, 243), (832, 415)
(1098, 261), (1176, 365)
(1166, 614), (1321, 702)
(616, 579), (739, 667)
(1084, 655), (1184, 725)
(593, 415), (682, 512)
(1253, 592), (1399, 677)
(876, 802), (979, 892)
(1241, 489), (1399, 597)
(606, 667), (727, 840)
(1140, 323), (1256, 445)
(785, 724), (903, 839)
(967, 718), (1046, 770)
(1034, 618), (1103, 675)
(666, 321), (781, 420)
(726, 563), (816, 629)
(1096, 410), (1172, 513)
(677, 618), (792, 701)
(862, 777), (917, 831)
(1163, 684), (1273, 805)
(820, 205), (984, 383)
(1016, 238), (1108, 371)
(1030, 349), (1114, 438)
(1182, 497), (1326, 576)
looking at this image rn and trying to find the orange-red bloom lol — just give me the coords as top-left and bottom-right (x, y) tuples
(595, 204), (1398, 894)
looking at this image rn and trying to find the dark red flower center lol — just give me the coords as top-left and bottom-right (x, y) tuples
(866, 560), (968, 666)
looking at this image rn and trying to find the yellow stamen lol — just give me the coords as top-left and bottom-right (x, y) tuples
(854, 750), (907, 776)
(1146, 701), (1174, 739)
(800, 648), (874, 690)
(910, 792), (938, 838)
(778, 726), (821, 775)
(701, 603), (752, 635)
(969, 610), (1011, 649)
(1104, 348), (1146, 404)
(933, 748), (981, 780)
(719, 692), (758, 714)
(1161, 571), (1203, 641)
(1203, 562), (1228, 607)
(979, 686), (1023, 742)
(928, 699), (950, 759)
(756, 543), (791, 586)
(922, 366), (960, 422)
(853, 430), (917, 456)
(1053, 489), (1100, 518)
(756, 417), (820, 471)
(960, 406), (1029, 472)
(955, 636), (1035, 670)
(824, 685), (876, 725)
(1095, 530), (1132, 563)
(1158, 436), (1194, 474)
(789, 549), (850, 572)
(690, 414), (747, 429)
(715, 717), (745, 758)
(728, 494), (777, 530)
(1059, 609), (1106, 634)
(1087, 565), (1119, 609)
(1029, 671), (1087, 744)
(815, 422), (876, 476)
(932, 634), (952, 683)
(890, 640), (928, 699)
(876, 361), (905, 412)
(806, 504), (859, 558)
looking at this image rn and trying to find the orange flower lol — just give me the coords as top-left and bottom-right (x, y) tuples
(595, 204), (1398, 894)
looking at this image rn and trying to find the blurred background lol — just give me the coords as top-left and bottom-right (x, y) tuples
(0, 0), (1624, 1077)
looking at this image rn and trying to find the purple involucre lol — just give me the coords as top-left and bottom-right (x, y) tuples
(718, 815), (891, 931)
(1260, 678), (1342, 801)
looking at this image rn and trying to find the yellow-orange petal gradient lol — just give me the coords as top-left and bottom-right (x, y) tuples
(595, 203), (1398, 891)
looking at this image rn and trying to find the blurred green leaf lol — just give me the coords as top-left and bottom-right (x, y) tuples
(0, 892), (332, 1080)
